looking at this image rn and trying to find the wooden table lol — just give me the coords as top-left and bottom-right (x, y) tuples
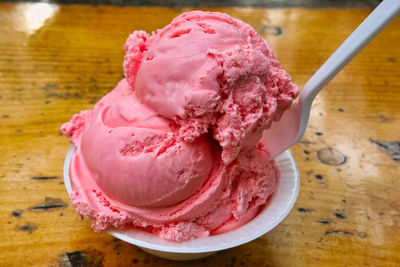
(0, 2), (399, 266)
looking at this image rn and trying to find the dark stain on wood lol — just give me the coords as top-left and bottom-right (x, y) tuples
(59, 250), (104, 267)
(317, 147), (347, 166)
(387, 57), (396, 62)
(369, 139), (400, 162)
(337, 108), (344, 112)
(358, 232), (368, 238)
(334, 212), (346, 219)
(113, 243), (122, 251)
(16, 223), (38, 233)
(325, 230), (353, 236)
(261, 25), (283, 36)
(315, 132), (323, 136)
(31, 176), (60, 180)
(46, 92), (83, 99)
(200, 258), (208, 264)
(132, 258), (139, 264)
(377, 114), (391, 122)
(319, 220), (330, 224)
(314, 174), (323, 180)
(231, 257), (237, 264)
(12, 209), (23, 217)
(2, 114), (9, 118)
(298, 208), (314, 213)
(29, 197), (67, 211)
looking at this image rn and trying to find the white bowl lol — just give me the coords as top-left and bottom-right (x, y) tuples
(63, 145), (299, 261)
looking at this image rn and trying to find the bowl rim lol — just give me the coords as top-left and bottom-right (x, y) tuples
(63, 145), (299, 254)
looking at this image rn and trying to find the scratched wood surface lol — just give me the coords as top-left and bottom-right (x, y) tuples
(0, 3), (399, 266)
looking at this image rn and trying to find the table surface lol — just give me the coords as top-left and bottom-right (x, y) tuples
(0, 2), (399, 266)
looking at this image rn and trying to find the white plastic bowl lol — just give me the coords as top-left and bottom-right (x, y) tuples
(63, 145), (299, 260)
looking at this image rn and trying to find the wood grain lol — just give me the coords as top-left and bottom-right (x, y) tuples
(0, 3), (399, 266)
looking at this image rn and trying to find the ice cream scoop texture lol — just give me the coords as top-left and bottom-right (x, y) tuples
(125, 11), (297, 163)
(62, 11), (297, 241)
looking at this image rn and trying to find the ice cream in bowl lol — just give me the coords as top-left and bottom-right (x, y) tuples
(63, 145), (299, 260)
(62, 11), (299, 260)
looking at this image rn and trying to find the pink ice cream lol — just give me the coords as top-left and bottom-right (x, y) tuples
(125, 11), (297, 164)
(62, 11), (297, 241)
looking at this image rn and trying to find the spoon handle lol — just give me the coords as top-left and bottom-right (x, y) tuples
(297, 0), (400, 140)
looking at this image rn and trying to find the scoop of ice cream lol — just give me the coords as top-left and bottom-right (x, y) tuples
(62, 10), (294, 242)
(63, 79), (214, 207)
(69, 140), (278, 241)
(124, 11), (297, 164)
(63, 79), (278, 241)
